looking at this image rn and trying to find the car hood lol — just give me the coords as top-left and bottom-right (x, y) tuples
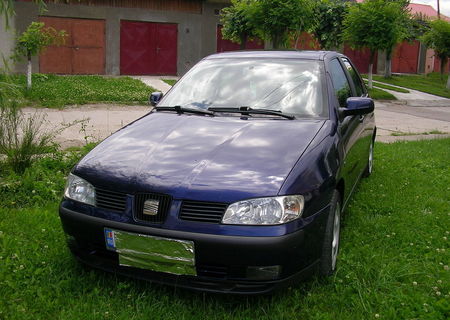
(74, 112), (325, 203)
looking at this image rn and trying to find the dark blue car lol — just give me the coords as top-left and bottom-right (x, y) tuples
(60, 51), (376, 294)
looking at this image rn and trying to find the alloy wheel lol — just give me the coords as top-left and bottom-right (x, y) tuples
(331, 202), (341, 271)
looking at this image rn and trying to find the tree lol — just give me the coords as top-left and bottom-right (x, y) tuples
(343, 0), (409, 88)
(13, 21), (66, 89)
(220, 0), (259, 49)
(383, 0), (411, 78)
(421, 19), (450, 89)
(254, 0), (316, 49)
(406, 12), (430, 41)
(312, 0), (349, 51)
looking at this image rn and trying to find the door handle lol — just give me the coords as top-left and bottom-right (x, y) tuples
(156, 47), (161, 54)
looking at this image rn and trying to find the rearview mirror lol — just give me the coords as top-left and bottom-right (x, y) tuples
(339, 97), (374, 118)
(149, 92), (163, 106)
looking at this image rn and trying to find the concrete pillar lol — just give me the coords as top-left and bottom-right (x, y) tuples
(417, 42), (427, 74)
(376, 50), (385, 75)
(0, 14), (16, 71)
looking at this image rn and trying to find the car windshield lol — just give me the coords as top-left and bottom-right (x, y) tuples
(159, 58), (326, 118)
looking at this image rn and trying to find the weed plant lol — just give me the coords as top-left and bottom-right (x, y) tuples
(0, 143), (95, 207)
(0, 103), (56, 174)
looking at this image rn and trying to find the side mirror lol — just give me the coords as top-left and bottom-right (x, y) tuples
(149, 92), (163, 106)
(339, 97), (374, 118)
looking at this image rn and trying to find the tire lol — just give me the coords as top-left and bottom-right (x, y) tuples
(363, 139), (374, 178)
(319, 190), (341, 276)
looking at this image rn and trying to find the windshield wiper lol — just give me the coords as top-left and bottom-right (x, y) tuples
(208, 107), (295, 120)
(155, 106), (214, 116)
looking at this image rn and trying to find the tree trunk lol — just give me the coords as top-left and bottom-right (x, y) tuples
(294, 34), (300, 49)
(440, 58), (445, 80)
(444, 58), (450, 89)
(384, 49), (392, 78)
(240, 34), (248, 50)
(273, 33), (282, 49)
(27, 53), (32, 90)
(368, 50), (375, 89)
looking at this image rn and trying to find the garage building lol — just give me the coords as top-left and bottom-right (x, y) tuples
(10, 0), (260, 76)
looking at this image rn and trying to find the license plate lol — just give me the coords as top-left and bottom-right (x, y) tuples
(104, 228), (196, 276)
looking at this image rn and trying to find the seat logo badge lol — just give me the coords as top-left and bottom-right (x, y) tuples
(143, 199), (159, 216)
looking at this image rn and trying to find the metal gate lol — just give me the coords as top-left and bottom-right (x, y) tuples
(392, 40), (420, 74)
(120, 21), (178, 75)
(39, 17), (105, 74)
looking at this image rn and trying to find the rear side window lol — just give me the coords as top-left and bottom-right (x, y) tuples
(329, 59), (351, 108)
(341, 57), (365, 96)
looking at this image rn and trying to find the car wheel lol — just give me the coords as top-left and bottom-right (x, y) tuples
(363, 140), (374, 178)
(319, 190), (341, 276)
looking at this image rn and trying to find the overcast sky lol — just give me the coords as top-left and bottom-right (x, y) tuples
(411, 0), (450, 17)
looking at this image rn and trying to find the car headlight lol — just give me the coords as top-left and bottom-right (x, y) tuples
(222, 195), (304, 225)
(64, 173), (96, 206)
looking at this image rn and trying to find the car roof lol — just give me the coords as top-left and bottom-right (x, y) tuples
(204, 50), (341, 61)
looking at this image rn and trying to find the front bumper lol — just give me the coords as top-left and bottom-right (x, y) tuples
(59, 206), (323, 294)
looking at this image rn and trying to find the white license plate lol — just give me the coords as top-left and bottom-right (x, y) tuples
(104, 228), (196, 276)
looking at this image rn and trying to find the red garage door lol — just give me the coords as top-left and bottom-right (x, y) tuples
(39, 17), (105, 74)
(216, 25), (264, 52)
(120, 21), (177, 75)
(392, 40), (420, 74)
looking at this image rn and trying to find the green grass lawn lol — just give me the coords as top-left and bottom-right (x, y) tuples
(371, 73), (450, 99)
(1, 139), (449, 319)
(364, 79), (410, 93)
(368, 87), (397, 100)
(161, 79), (177, 86)
(1, 74), (154, 108)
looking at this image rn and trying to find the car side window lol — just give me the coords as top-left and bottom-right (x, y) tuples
(341, 57), (366, 96)
(329, 59), (351, 108)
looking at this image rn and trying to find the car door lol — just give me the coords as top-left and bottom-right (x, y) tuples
(328, 58), (362, 205)
(340, 57), (375, 180)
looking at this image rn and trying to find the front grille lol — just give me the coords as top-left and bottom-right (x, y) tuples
(179, 200), (228, 223)
(95, 188), (127, 212)
(196, 264), (247, 279)
(197, 264), (228, 279)
(134, 193), (172, 224)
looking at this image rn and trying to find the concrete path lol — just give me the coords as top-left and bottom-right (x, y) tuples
(374, 100), (450, 143)
(366, 79), (450, 141)
(22, 105), (150, 149)
(131, 76), (178, 94)
(20, 99), (449, 148)
(372, 80), (449, 102)
(18, 76), (450, 147)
